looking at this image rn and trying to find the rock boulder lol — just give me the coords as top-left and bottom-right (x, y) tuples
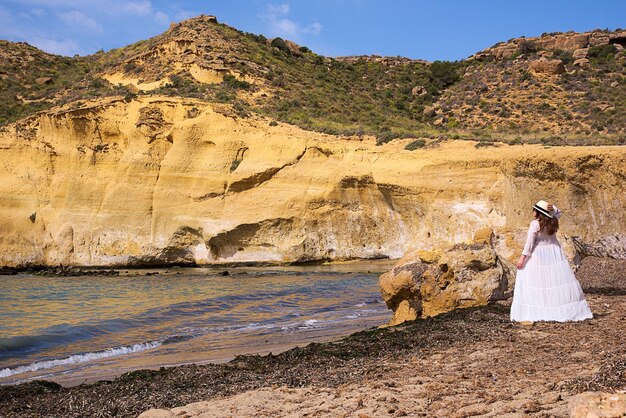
(569, 392), (626, 418)
(571, 234), (626, 260)
(528, 59), (565, 75)
(422, 105), (435, 117)
(411, 85), (427, 96)
(573, 48), (588, 59)
(379, 241), (509, 325)
(35, 77), (53, 85)
(573, 58), (591, 68)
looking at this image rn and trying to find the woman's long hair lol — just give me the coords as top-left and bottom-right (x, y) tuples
(534, 210), (559, 235)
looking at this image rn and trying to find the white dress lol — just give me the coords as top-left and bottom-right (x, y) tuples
(510, 208), (593, 322)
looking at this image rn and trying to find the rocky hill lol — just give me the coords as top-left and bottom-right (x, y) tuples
(438, 30), (626, 142)
(1, 16), (624, 144)
(0, 41), (91, 125)
(0, 17), (625, 268)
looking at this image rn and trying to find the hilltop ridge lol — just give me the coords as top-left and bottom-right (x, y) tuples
(0, 16), (625, 144)
(436, 29), (626, 138)
(472, 29), (626, 60)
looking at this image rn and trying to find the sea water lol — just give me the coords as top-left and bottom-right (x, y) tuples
(0, 262), (393, 386)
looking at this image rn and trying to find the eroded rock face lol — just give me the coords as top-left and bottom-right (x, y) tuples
(573, 48), (588, 59)
(536, 33), (590, 51)
(473, 30), (626, 61)
(571, 235), (626, 260)
(528, 59), (565, 75)
(379, 242), (509, 325)
(0, 97), (625, 267)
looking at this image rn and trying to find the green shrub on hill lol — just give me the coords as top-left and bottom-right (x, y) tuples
(0, 43), (92, 125)
(517, 39), (537, 55)
(553, 49), (574, 65)
(0, 22), (623, 146)
(154, 74), (207, 98)
(222, 74), (251, 90)
(474, 140), (497, 148)
(430, 61), (463, 90)
(271, 37), (291, 54)
(404, 139), (427, 150)
(587, 44), (617, 65)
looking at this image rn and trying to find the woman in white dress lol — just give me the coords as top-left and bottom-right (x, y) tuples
(510, 200), (593, 322)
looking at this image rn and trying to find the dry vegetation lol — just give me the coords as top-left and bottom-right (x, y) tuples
(1, 17), (625, 146)
(438, 42), (626, 145)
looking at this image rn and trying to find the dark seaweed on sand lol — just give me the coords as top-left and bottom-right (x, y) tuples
(0, 305), (511, 417)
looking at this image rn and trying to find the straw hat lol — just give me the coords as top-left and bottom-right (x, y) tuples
(533, 200), (553, 218)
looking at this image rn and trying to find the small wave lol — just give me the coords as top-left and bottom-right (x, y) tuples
(211, 322), (270, 333)
(0, 341), (161, 379)
(280, 319), (321, 331)
(161, 335), (194, 345)
(179, 321), (267, 336)
(355, 298), (384, 307)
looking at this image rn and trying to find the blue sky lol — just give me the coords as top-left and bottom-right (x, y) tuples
(0, 0), (624, 60)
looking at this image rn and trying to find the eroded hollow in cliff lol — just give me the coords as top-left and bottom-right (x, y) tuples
(148, 226), (205, 265)
(609, 36), (626, 48)
(208, 223), (261, 259)
(207, 219), (294, 260)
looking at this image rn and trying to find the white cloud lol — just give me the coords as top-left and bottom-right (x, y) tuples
(0, 6), (24, 38)
(154, 10), (169, 25)
(0, 6), (79, 55)
(268, 4), (290, 15)
(172, 7), (197, 22)
(0, 1), (200, 56)
(119, 0), (152, 16)
(6, 0), (82, 6)
(29, 36), (81, 55)
(59, 10), (102, 32)
(305, 22), (322, 35)
(273, 18), (299, 37)
(260, 3), (322, 39)
(7, 0), (154, 16)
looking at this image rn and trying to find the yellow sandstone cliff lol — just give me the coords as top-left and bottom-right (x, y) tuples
(0, 97), (624, 267)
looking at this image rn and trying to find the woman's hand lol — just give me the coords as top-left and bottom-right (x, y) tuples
(547, 204), (554, 212)
(516, 255), (526, 269)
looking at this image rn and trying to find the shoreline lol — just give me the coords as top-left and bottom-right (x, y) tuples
(0, 263), (393, 388)
(3, 333), (352, 389)
(0, 257), (624, 417)
(0, 257), (397, 276)
(0, 315), (388, 388)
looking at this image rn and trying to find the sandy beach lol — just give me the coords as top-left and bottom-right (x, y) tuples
(0, 257), (623, 417)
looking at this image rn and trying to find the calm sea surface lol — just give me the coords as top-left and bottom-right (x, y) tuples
(0, 262), (393, 386)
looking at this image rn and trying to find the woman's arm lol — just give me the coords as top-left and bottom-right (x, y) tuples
(516, 255), (527, 269)
(518, 221), (539, 268)
(548, 204), (562, 219)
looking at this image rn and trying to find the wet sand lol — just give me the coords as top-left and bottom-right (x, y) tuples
(0, 257), (624, 418)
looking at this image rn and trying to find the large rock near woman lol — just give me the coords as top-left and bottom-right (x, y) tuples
(379, 238), (510, 326)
